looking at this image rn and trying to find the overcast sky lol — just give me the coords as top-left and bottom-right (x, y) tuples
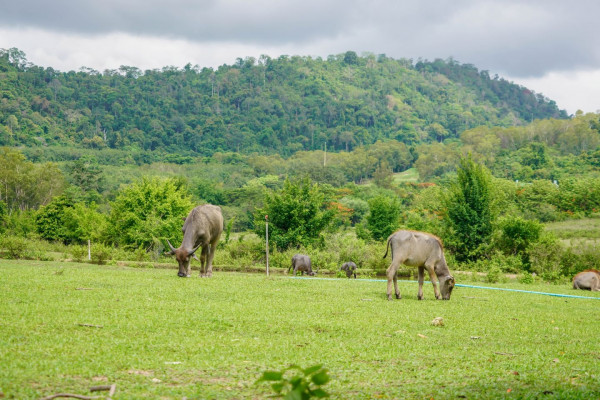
(1, 0), (599, 115)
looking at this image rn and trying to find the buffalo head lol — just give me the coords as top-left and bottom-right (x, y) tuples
(439, 275), (455, 300)
(166, 239), (201, 277)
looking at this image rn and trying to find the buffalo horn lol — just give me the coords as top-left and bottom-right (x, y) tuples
(166, 239), (177, 254)
(188, 243), (202, 257)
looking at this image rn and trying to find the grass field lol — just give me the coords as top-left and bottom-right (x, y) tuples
(1, 260), (599, 399)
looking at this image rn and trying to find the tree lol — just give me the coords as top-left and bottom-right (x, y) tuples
(366, 195), (401, 241)
(372, 161), (394, 188)
(63, 202), (107, 244)
(106, 178), (194, 250)
(254, 177), (335, 250)
(496, 216), (543, 268)
(35, 195), (75, 243)
(66, 155), (105, 198)
(442, 156), (495, 261)
(0, 200), (7, 233)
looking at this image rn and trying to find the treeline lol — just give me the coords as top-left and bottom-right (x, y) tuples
(1, 48), (567, 156)
(2, 148), (600, 282)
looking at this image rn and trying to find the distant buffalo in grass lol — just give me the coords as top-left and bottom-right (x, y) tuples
(383, 230), (455, 301)
(340, 262), (357, 278)
(288, 254), (315, 276)
(572, 269), (600, 291)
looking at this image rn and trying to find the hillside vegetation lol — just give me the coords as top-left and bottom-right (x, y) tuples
(1, 48), (566, 157)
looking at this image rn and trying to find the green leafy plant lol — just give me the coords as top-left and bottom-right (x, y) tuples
(257, 364), (330, 399)
(254, 177), (335, 250)
(0, 235), (28, 259)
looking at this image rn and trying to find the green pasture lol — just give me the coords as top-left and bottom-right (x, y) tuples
(1, 260), (599, 399)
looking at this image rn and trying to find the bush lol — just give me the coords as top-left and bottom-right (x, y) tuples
(91, 243), (113, 265)
(518, 273), (537, 284)
(1, 235), (29, 259)
(70, 245), (88, 262)
(495, 216), (543, 267)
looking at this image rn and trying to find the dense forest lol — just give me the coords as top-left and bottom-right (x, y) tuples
(1, 48), (566, 157)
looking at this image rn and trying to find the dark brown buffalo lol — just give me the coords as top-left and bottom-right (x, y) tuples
(166, 204), (223, 278)
(383, 230), (455, 301)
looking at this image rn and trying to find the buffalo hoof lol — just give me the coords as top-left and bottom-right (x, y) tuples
(177, 272), (186, 277)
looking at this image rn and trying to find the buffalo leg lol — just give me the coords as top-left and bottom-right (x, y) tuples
(386, 261), (401, 300)
(206, 244), (216, 277)
(417, 266), (425, 300)
(425, 264), (441, 299)
(199, 246), (208, 277)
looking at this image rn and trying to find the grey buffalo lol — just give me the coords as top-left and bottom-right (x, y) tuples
(288, 254), (315, 276)
(341, 262), (357, 278)
(383, 230), (455, 301)
(166, 204), (223, 278)
(572, 269), (600, 291)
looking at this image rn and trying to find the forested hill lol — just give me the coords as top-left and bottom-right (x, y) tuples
(0, 48), (567, 157)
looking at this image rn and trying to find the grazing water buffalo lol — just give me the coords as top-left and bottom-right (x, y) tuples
(166, 204), (223, 278)
(383, 230), (455, 301)
(341, 262), (357, 278)
(288, 254), (315, 276)
(572, 269), (600, 291)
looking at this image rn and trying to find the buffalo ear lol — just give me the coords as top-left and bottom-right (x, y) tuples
(182, 217), (186, 221)
(192, 254), (200, 261)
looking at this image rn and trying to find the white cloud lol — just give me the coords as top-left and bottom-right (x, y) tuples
(508, 70), (600, 115)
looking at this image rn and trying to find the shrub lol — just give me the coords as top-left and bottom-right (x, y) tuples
(485, 266), (502, 283)
(70, 245), (88, 262)
(495, 216), (543, 267)
(519, 273), (536, 284)
(1, 235), (29, 259)
(257, 364), (330, 399)
(91, 243), (113, 265)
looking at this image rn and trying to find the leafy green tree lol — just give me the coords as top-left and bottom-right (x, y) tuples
(372, 161), (394, 188)
(254, 178), (335, 250)
(495, 216), (543, 268)
(0, 147), (65, 212)
(106, 178), (194, 250)
(35, 195), (75, 243)
(63, 202), (107, 244)
(66, 155), (105, 199)
(0, 200), (7, 233)
(442, 156), (495, 261)
(366, 195), (401, 241)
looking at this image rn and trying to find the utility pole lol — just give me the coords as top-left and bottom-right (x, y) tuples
(265, 215), (269, 276)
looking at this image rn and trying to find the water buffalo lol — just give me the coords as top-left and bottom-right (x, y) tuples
(166, 204), (223, 278)
(341, 261), (357, 278)
(572, 269), (600, 291)
(383, 230), (455, 301)
(288, 254), (315, 276)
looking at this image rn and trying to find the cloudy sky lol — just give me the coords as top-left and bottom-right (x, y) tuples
(1, 0), (598, 115)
